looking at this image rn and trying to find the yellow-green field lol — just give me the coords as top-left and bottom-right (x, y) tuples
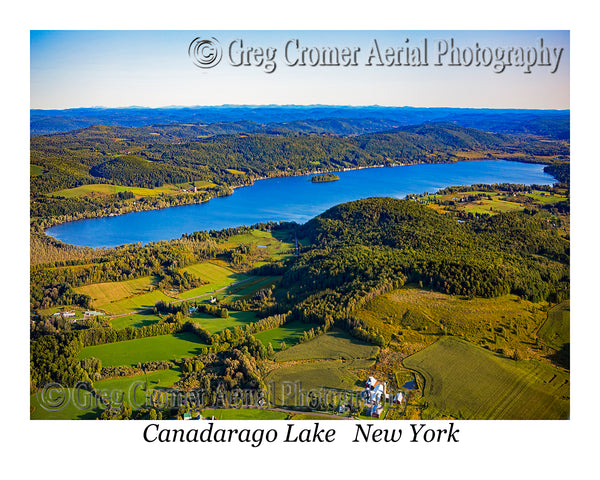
(75, 275), (159, 306)
(403, 336), (569, 419)
(356, 287), (548, 357)
(48, 181), (217, 199)
(74, 276), (177, 315)
(48, 183), (179, 198)
(273, 330), (379, 362)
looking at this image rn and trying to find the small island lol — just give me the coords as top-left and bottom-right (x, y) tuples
(310, 173), (340, 183)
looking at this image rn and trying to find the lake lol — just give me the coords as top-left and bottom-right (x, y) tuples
(45, 160), (556, 248)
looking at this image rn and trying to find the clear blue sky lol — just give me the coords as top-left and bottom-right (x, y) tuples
(30, 30), (569, 109)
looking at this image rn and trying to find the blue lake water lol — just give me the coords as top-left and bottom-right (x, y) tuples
(45, 160), (556, 248)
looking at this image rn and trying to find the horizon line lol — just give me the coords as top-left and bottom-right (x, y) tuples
(30, 104), (571, 112)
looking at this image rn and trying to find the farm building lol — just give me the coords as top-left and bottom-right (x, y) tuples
(362, 376), (388, 417)
(393, 392), (404, 405)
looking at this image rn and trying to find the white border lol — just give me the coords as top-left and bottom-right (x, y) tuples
(4, 1), (597, 478)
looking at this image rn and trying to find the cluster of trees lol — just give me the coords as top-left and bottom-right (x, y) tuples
(311, 173), (339, 183)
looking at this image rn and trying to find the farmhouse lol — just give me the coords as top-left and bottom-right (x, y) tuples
(362, 376), (388, 417)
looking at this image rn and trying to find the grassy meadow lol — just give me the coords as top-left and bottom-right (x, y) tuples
(356, 286), (549, 359)
(189, 310), (259, 334)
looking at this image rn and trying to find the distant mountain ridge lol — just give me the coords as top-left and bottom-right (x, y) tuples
(30, 105), (570, 140)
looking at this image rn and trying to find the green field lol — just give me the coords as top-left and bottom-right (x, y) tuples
(255, 321), (320, 351)
(30, 164), (45, 176)
(78, 333), (209, 366)
(265, 360), (363, 406)
(178, 262), (248, 299)
(538, 300), (570, 351)
(110, 312), (163, 330)
(403, 336), (569, 419)
(190, 310), (259, 334)
(274, 330), (379, 362)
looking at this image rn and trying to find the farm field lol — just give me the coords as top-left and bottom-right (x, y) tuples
(48, 183), (179, 198)
(274, 330), (379, 362)
(403, 336), (569, 419)
(96, 289), (176, 315)
(78, 332), (209, 366)
(356, 287), (548, 359)
(75, 275), (159, 307)
(110, 312), (163, 330)
(254, 321), (320, 351)
(265, 360), (363, 406)
(30, 388), (98, 420)
(420, 189), (568, 216)
(31, 368), (183, 420)
(189, 310), (259, 334)
(47, 181), (218, 199)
